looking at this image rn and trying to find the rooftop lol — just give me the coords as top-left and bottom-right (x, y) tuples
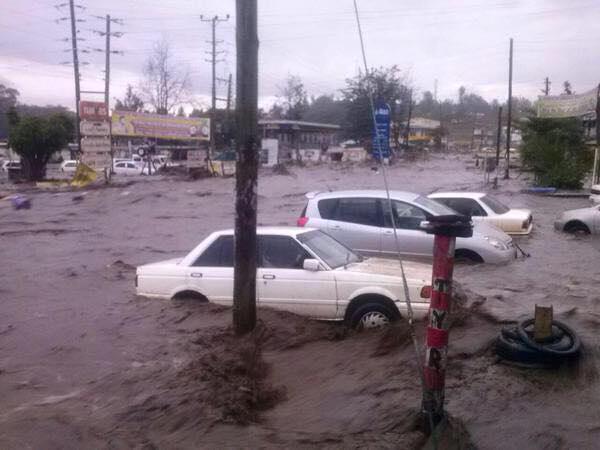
(259, 119), (341, 130)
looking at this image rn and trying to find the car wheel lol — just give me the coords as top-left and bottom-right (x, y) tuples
(350, 303), (397, 330)
(564, 221), (590, 235)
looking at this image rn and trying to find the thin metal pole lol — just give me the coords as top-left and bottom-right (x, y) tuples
(504, 38), (513, 179)
(69, 0), (81, 154)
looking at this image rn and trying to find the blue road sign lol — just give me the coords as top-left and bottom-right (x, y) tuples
(372, 101), (391, 160)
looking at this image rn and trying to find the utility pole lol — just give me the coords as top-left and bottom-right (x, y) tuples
(404, 89), (413, 149)
(494, 106), (503, 188)
(233, 0), (259, 335)
(104, 15), (111, 107)
(68, 0), (81, 154)
(226, 73), (233, 112)
(433, 78), (438, 102)
(201, 14), (230, 156)
(542, 77), (551, 96)
(504, 37), (513, 179)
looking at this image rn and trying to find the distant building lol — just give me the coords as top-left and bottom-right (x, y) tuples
(402, 117), (441, 142)
(259, 119), (341, 160)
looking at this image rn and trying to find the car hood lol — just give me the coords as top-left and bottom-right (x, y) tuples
(471, 221), (511, 242)
(341, 257), (431, 282)
(559, 207), (598, 218)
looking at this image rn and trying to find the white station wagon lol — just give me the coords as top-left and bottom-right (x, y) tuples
(428, 192), (533, 235)
(136, 227), (433, 328)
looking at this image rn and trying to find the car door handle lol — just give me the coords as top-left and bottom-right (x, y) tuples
(190, 272), (203, 278)
(331, 225), (342, 230)
(262, 274), (276, 280)
(384, 230), (394, 235)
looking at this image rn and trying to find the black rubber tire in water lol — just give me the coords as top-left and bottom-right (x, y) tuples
(517, 319), (581, 357)
(565, 222), (590, 235)
(350, 303), (397, 330)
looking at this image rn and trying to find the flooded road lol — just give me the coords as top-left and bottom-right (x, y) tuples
(1, 155), (599, 448)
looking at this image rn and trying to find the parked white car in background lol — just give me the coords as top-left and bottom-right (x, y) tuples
(590, 184), (600, 204)
(2, 160), (21, 172)
(60, 160), (79, 172)
(113, 160), (153, 175)
(428, 192), (533, 235)
(136, 227), (433, 328)
(299, 190), (516, 264)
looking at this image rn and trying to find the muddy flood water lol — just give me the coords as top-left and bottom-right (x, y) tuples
(1, 155), (599, 449)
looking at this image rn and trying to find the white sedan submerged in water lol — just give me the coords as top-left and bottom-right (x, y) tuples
(136, 227), (433, 328)
(428, 192), (533, 235)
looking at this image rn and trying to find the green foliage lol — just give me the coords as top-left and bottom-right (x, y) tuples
(520, 117), (591, 189)
(114, 84), (145, 112)
(302, 95), (346, 125)
(341, 65), (409, 141)
(9, 113), (73, 181)
(275, 75), (309, 120)
(0, 84), (20, 139)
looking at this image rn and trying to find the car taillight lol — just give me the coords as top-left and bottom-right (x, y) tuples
(297, 216), (309, 227)
(135, 275), (138, 288)
(522, 216), (532, 229)
(420, 285), (431, 299)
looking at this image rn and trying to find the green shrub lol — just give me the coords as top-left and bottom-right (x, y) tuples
(520, 117), (592, 189)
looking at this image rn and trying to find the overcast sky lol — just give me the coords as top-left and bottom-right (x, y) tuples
(1, 0), (599, 112)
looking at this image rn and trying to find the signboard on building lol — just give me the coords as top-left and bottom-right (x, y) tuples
(187, 149), (207, 168)
(112, 111), (210, 141)
(81, 136), (111, 169)
(80, 101), (109, 121)
(81, 120), (110, 136)
(537, 87), (598, 118)
(372, 101), (391, 160)
(79, 101), (111, 171)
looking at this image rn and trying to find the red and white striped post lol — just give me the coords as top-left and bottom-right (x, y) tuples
(420, 215), (472, 432)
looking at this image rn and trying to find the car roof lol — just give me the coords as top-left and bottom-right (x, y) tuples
(308, 190), (420, 202)
(212, 226), (316, 238)
(429, 192), (486, 199)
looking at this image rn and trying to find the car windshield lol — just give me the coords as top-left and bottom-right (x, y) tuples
(297, 230), (361, 269)
(414, 195), (456, 215)
(481, 195), (510, 214)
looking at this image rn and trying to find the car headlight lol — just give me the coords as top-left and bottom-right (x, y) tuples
(484, 236), (509, 251)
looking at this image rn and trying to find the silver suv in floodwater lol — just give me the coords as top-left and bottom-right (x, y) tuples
(298, 190), (516, 264)
(554, 204), (600, 234)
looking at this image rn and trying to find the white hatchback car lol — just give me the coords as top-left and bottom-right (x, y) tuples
(590, 184), (600, 204)
(428, 192), (533, 235)
(136, 227), (433, 328)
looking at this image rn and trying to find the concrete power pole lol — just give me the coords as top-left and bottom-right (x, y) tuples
(201, 14), (229, 156)
(542, 77), (551, 96)
(104, 15), (111, 107)
(233, 0), (259, 335)
(68, 0), (81, 154)
(504, 37), (513, 180)
(226, 73), (233, 112)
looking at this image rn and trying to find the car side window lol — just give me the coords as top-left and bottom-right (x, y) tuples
(445, 198), (486, 217)
(335, 198), (381, 227)
(259, 235), (311, 269)
(127, 163), (137, 169)
(193, 236), (233, 267)
(317, 198), (338, 219)
(382, 200), (427, 230)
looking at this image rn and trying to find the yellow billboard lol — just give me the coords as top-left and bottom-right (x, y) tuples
(111, 111), (210, 141)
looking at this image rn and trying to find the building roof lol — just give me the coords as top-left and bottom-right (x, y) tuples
(259, 119), (341, 130)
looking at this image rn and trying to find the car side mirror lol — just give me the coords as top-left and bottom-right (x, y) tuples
(303, 258), (320, 271)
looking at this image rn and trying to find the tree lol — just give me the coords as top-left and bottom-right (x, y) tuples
(303, 95), (347, 125)
(9, 112), (73, 181)
(114, 84), (144, 112)
(563, 81), (573, 95)
(341, 65), (409, 141)
(176, 106), (186, 117)
(140, 40), (191, 114)
(275, 75), (309, 120)
(0, 84), (20, 139)
(521, 117), (591, 188)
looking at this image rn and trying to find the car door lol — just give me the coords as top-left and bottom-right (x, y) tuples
(257, 235), (338, 319)
(186, 235), (234, 305)
(326, 197), (382, 256)
(380, 199), (433, 258)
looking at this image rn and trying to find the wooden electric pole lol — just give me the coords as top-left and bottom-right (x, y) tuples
(104, 15), (111, 107)
(233, 0), (259, 335)
(504, 37), (513, 179)
(495, 106), (503, 168)
(69, 0), (81, 154)
(201, 14), (229, 157)
(226, 73), (233, 112)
